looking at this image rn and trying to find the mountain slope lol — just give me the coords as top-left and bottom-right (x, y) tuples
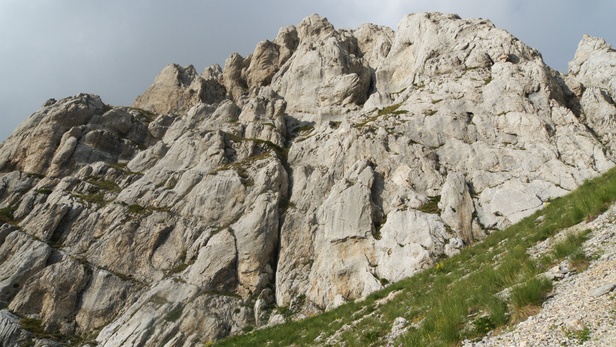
(215, 166), (616, 346)
(0, 12), (615, 346)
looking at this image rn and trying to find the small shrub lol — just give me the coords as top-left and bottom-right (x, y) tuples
(72, 192), (107, 206)
(88, 178), (120, 192)
(165, 305), (184, 322)
(473, 316), (495, 334)
(329, 121), (341, 129)
(362, 329), (382, 343)
(128, 204), (146, 214)
(552, 230), (590, 259)
(566, 327), (591, 342)
(20, 317), (65, 341)
(435, 261), (445, 273)
(418, 196), (441, 214)
(35, 188), (53, 195)
(168, 263), (188, 274)
(0, 206), (16, 224)
(377, 103), (403, 117)
(165, 177), (179, 190)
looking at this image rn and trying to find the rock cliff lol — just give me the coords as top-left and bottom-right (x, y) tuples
(0, 12), (615, 346)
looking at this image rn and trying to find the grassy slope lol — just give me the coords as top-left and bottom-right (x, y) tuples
(215, 167), (616, 347)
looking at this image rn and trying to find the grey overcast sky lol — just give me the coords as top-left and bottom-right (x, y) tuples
(1, 0), (615, 142)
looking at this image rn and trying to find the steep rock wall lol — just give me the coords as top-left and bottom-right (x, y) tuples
(0, 12), (615, 346)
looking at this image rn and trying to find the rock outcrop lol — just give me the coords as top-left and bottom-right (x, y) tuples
(0, 12), (615, 346)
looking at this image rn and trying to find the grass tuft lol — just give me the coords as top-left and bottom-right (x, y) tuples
(418, 196), (441, 214)
(0, 206), (16, 224)
(510, 277), (553, 312)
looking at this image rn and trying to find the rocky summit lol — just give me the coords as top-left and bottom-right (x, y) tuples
(0, 12), (615, 346)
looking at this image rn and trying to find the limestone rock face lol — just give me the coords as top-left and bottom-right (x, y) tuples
(271, 14), (372, 115)
(439, 172), (475, 243)
(567, 34), (616, 160)
(1, 12), (616, 346)
(134, 64), (226, 114)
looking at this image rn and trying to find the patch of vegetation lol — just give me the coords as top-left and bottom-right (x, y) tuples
(0, 206), (17, 224)
(372, 213), (387, 240)
(566, 326), (591, 343)
(147, 294), (169, 305)
(73, 192), (107, 206)
(35, 188), (53, 195)
(130, 107), (158, 123)
(418, 196), (441, 214)
(87, 177), (121, 192)
(510, 277), (553, 320)
(424, 109), (438, 116)
(293, 124), (315, 135)
(20, 317), (66, 342)
(128, 204), (146, 214)
(473, 315), (496, 335)
(377, 103), (408, 117)
(215, 166), (616, 347)
(208, 139), (279, 187)
(109, 162), (143, 178)
(71, 177), (122, 207)
(553, 229), (591, 258)
(165, 177), (179, 190)
(392, 87), (408, 95)
(279, 199), (296, 214)
(168, 263), (189, 275)
(353, 104), (409, 129)
(165, 305), (184, 322)
(539, 229), (593, 274)
(329, 121), (341, 129)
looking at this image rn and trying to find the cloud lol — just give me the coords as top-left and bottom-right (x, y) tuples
(1, 1), (615, 142)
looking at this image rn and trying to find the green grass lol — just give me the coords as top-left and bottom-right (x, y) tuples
(377, 103), (408, 117)
(0, 206), (16, 224)
(73, 192), (107, 206)
(418, 196), (441, 214)
(19, 317), (93, 345)
(354, 103), (409, 129)
(293, 124), (315, 135)
(510, 276), (553, 310)
(566, 326), (591, 343)
(35, 188), (53, 195)
(87, 178), (121, 192)
(542, 229), (593, 272)
(164, 305), (184, 322)
(128, 204), (146, 214)
(214, 166), (616, 346)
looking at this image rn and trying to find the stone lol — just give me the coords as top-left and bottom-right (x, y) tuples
(272, 14), (371, 116)
(133, 64), (226, 114)
(439, 172), (475, 243)
(591, 283), (616, 297)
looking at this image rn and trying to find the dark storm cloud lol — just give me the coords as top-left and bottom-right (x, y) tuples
(1, 0), (614, 142)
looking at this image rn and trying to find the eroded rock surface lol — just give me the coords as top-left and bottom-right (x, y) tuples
(0, 12), (615, 346)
